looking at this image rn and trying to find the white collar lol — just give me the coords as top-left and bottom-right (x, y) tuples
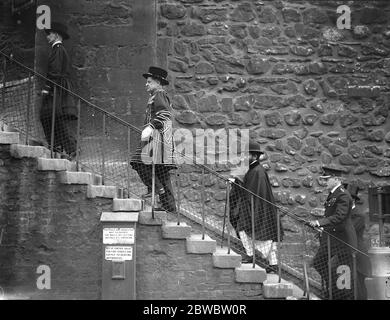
(331, 183), (342, 194)
(52, 40), (62, 48)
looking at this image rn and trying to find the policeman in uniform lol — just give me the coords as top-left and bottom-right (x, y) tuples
(309, 166), (357, 299)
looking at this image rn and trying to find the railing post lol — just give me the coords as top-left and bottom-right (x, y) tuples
(277, 209), (282, 283)
(50, 86), (57, 158)
(377, 187), (384, 246)
(76, 99), (81, 171)
(1, 57), (6, 113)
(352, 251), (357, 300)
(302, 225), (311, 300)
(102, 114), (106, 184)
(25, 72), (32, 145)
(127, 128), (131, 199)
(250, 194), (255, 268)
(221, 181), (228, 249)
(176, 170), (181, 225)
(226, 182), (231, 254)
(151, 160), (156, 220)
(201, 167), (206, 240)
(327, 234), (333, 300)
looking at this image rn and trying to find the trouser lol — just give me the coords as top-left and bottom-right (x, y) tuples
(239, 231), (278, 265)
(133, 162), (176, 213)
(40, 114), (77, 155)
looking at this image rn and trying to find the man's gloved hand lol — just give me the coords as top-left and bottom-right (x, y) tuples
(141, 125), (154, 141)
(308, 220), (320, 228)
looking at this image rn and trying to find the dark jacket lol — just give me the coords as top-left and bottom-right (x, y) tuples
(41, 42), (77, 119)
(229, 160), (283, 242)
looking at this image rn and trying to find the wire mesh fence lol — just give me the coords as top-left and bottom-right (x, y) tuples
(0, 50), (369, 300)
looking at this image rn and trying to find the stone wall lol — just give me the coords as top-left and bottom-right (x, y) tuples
(156, 0), (390, 219)
(0, 145), (113, 299)
(136, 222), (262, 299)
(0, 0), (36, 72)
(35, 0), (156, 128)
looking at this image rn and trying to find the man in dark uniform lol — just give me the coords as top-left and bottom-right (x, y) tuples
(41, 22), (77, 159)
(309, 166), (357, 300)
(347, 185), (371, 300)
(229, 140), (283, 272)
(130, 66), (176, 213)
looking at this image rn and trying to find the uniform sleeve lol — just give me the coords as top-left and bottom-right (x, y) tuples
(149, 91), (172, 130)
(318, 193), (351, 227)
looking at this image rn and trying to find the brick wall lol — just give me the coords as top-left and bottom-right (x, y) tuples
(156, 0), (390, 222)
(0, 145), (114, 299)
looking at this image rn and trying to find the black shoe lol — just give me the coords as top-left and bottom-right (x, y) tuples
(241, 255), (253, 264)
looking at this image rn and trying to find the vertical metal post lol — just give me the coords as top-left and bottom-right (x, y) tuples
(221, 182), (228, 249)
(327, 234), (333, 300)
(251, 194), (255, 268)
(302, 226), (311, 300)
(127, 128), (131, 198)
(151, 161), (156, 220)
(352, 251), (358, 300)
(1, 58), (6, 114)
(201, 167), (205, 240)
(277, 210), (282, 283)
(378, 188), (384, 246)
(226, 182), (231, 254)
(102, 114), (106, 185)
(50, 86), (57, 158)
(176, 171), (181, 225)
(25, 73), (32, 145)
(75, 99), (81, 171)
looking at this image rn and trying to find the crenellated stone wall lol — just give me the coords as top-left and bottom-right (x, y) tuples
(156, 0), (390, 219)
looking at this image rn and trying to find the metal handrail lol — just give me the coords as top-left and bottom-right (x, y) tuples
(1, 50), (369, 299)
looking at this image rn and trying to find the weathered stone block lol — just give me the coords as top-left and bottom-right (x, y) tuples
(113, 199), (143, 212)
(162, 221), (192, 239)
(235, 264), (267, 283)
(212, 247), (241, 269)
(10, 144), (50, 159)
(138, 210), (167, 225)
(347, 86), (381, 98)
(263, 281), (294, 299)
(87, 185), (117, 199)
(59, 171), (93, 185)
(37, 158), (72, 171)
(0, 132), (19, 145)
(186, 234), (217, 254)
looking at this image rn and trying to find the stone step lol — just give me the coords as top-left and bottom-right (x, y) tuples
(212, 247), (242, 269)
(235, 264), (267, 284)
(0, 131), (19, 145)
(161, 221), (192, 239)
(138, 210), (167, 226)
(10, 144), (51, 159)
(37, 158), (72, 171)
(186, 234), (217, 254)
(113, 199), (143, 212)
(87, 185), (118, 199)
(59, 171), (93, 185)
(100, 211), (139, 223)
(263, 274), (294, 299)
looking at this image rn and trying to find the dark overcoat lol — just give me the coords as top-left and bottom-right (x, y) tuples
(130, 89), (176, 167)
(41, 42), (77, 119)
(312, 185), (358, 299)
(229, 160), (283, 242)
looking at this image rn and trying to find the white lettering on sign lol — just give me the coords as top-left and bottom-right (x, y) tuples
(103, 228), (134, 244)
(105, 246), (133, 261)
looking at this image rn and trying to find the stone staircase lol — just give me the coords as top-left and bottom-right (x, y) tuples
(0, 128), (299, 300)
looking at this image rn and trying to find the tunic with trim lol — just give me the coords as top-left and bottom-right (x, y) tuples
(130, 89), (176, 166)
